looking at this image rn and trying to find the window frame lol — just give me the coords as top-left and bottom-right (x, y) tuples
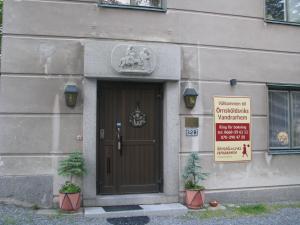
(265, 0), (300, 26)
(98, 0), (167, 12)
(268, 83), (300, 155)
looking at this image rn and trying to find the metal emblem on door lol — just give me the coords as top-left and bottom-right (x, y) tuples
(129, 104), (147, 128)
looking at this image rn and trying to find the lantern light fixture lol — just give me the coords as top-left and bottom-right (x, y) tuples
(64, 83), (79, 108)
(183, 88), (198, 109)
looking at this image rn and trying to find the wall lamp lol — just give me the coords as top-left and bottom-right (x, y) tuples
(230, 79), (237, 86)
(64, 83), (79, 107)
(183, 88), (198, 109)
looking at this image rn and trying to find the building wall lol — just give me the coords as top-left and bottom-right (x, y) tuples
(1, 0), (300, 207)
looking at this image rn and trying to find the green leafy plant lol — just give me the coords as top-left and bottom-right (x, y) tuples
(58, 152), (86, 194)
(59, 181), (81, 194)
(182, 152), (208, 190)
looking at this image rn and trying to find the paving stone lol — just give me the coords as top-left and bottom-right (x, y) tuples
(1, 203), (300, 225)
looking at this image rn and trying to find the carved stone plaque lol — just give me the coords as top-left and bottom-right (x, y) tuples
(111, 45), (157, 74)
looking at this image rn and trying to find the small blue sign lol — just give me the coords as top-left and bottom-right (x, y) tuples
(186, 128), (199, 136)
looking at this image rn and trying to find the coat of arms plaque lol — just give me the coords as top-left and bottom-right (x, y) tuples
(129, 104), (147, 128)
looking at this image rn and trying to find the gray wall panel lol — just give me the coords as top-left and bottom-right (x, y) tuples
(0, 156), (53, 175)
(0, 76), (83, 113)
(182, 46), (300, 82)
(0, 115), (83, 154)
(42, 0), (264, 18)
(1, 37), (84, 75)
(169, 0), (263, 18)
(4, 0), (300, 52)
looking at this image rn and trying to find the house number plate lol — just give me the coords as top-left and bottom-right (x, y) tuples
(186, 128), (199, 136)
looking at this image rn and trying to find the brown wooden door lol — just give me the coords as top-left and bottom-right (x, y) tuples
(97, 82), (163, 195)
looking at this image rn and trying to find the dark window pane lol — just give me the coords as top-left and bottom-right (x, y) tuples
(101, 0), (162, 8)
(292, 92), (300, 147)
(102, 0), (122, 5)
(287, 0), (300, 23)
(266, 0), (285, 21)
(102, 0), (130, 5)
(269, 91), (290, 148)
(132, 0), (161, 7)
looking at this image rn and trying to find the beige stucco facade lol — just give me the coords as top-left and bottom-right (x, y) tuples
(1, 0), (300, 207)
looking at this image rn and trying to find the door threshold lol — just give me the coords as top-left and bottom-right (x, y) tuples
(84, 193), (178, 207)
(84, 203), (187, 218)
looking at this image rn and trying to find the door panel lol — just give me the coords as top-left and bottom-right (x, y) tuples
(97, 82), (163, 195)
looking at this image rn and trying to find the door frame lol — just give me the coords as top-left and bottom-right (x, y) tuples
(96, 81), (163, 195)
(83, 79), (180, 206)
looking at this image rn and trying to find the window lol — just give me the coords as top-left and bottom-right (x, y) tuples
(266, 0), (300, 24)
(268, 84), (300, 154)
(99, 0), (165, 11)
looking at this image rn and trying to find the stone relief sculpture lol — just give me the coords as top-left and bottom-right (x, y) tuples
(111, 45), (156, 74)
(119, 46), (151, 71)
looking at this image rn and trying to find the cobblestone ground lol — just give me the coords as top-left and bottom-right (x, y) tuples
(0, 204), (300, 225)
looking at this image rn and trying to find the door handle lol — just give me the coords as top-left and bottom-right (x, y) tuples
(116, 121), (122, 155)
(117, 130), (123, 155)
(100, 129), (105, 139)
(118, 135), (122, 151)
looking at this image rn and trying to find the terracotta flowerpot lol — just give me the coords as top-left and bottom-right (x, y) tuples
(59, 192), (81, 211)
(185, 189), (205, 209)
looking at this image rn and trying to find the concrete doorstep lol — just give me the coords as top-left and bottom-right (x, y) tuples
(36, 208), (84, 216)
(84, 203), (188, 218)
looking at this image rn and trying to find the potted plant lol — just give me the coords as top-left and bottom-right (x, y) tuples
(182, 152), (208, 209)
(58, 152), (86, 211)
